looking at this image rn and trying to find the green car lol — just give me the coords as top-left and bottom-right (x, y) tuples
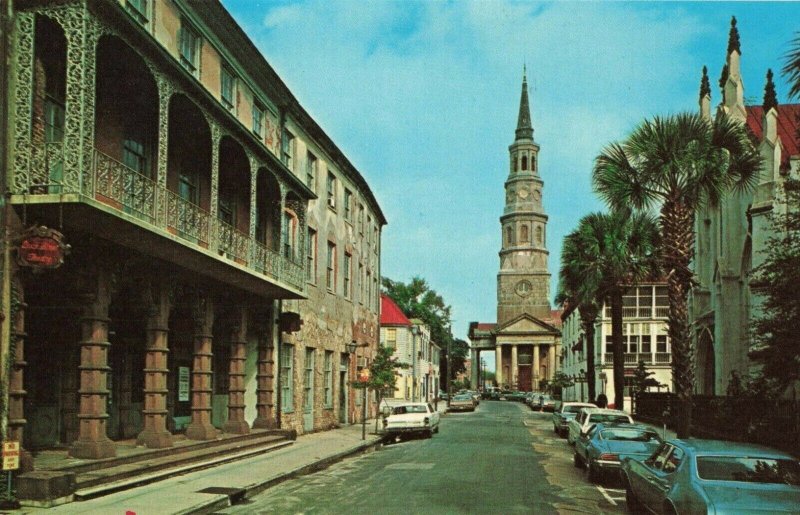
(622, 439), (800, 514)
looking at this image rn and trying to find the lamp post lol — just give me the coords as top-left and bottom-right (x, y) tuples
(346, 340), (368, 440)
(411, 325), (419, 402)
(579, 369), (585, 402)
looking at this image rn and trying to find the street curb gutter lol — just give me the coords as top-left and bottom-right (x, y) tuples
(181, 436), (386, 515)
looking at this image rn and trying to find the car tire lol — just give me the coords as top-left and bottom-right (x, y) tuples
(625, 479), (645, 514)
(425, 429), (433, 438)
(573, 452), (583, 469)
(434, 425), (440, 434)
(587, 459), (600, 483)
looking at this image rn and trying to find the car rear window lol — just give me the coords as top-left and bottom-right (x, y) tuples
(392, 405), (428, 415)
(697, 457), (800, 485)
(564, 405), (586, 413)
(601, 429), (660, 442)
(591, 414), (630, 424)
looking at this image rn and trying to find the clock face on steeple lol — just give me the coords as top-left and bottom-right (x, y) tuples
(517, 187), (529, 199)
(515, 280), (532, 297)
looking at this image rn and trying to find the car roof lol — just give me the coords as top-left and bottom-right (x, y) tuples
(593, 423), (655, 432)
(584, 408), (630, 416)
(668, 438), (798, 459)
(562, 402), (596, 407)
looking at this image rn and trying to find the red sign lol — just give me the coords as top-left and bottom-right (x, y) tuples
(358, 369), (370, 383)
(16, 226), (69, 270)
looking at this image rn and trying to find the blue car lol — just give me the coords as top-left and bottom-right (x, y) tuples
(573, 423), (662, 482)
(622, 439), (800, 514)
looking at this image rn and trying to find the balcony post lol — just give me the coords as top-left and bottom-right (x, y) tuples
(10, 12), (35, 194)
(223, 306), (250, 434)
(248, 154), (258, 266)
(186, 290), (217, 440)
(154, 74), (172, 226)
(209, 123), (221, 252)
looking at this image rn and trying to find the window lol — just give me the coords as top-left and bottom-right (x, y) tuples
(358, 204), (364, 234)
(122, 138), (147, 174)
(638, 286), (654, 318)
(373, 276), (379, 310)
(326, 241), (336, 291)
(218, 194), (235, 226)
(358, 263), (364, 304)
(125, 0), (148, 25)
(326, 171), (336, 209)
(373, 226), (379, 253)
(655, 286), (668, 317)
(282, 128), (294, 170)
(306, 152), (317, 191)
(344, 189), (352, 220)
(179, 19), (200, 74)
(366, 215), (372, 244)
(656, 328), (669, 354)
(178, 171), (199, 205)
(281, 344), (294, 412)
(252, 102), (264, 137)
(366, 271), (372, 309)
(303, 348), (314, 414)
(385, 328), (397, 349)
(324, 351), (333, 408)
(641, 324), (652, 354)
(521, 155), (528, 171)
(343, 252), (352, 298)
(306, 228), (317, 283)
(221, 65), (236, 111)
(662, 447), (684, 474)
(282, 210), (297, 259)
(520, 224), (529, 242)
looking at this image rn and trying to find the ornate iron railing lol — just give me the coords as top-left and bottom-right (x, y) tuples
(164, 187), (210, 247)
(94, 150), (157, 224)
(217, 219), (249, 263)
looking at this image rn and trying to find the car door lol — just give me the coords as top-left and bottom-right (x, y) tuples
(638, 445), (684, 511)
(576, 424), (596, 462)
(629, 443), (671, 511)
(428, 403), (439, 427)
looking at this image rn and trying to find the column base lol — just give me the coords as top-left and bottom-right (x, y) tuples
(69, 437), (116, 459)
(252, 416), (277, 429)
(222, 419), (250, 435)
(136, 429), (174, 448)
(185, 422), (218, 441)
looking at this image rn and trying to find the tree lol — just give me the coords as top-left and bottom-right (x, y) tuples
(593, 112), (761, 437)
(550, 371), (574, 398)
(556, 211), (660, 413)
(782, 31), (800, 100)
(749, 179), (800, 394)
(352, 344), (408, 433)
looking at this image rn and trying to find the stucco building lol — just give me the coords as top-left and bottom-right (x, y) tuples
(469, 71), (561, 391)
(0, 0), (384, 478)
(690, 19), (799, 395)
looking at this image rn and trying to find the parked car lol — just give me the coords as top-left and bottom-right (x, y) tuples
(438, 390), (449, 401)
(524, 391), (538, 407)
(537, 394), (557, 412)
(574, 423), (662, 482)
(449, 393), (476, 412)
(382, 402), (440, 438)
(566, 407), (633, 445)
(552, 402), (596, 437)
(622, 439), (800, 514)
(466, 390), (480, 405)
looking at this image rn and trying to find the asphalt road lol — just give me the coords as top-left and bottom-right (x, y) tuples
(215, 401), (627, 514)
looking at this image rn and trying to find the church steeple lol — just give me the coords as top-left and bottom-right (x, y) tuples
(515, 67), (533, 141)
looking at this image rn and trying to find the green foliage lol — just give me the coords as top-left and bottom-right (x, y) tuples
(727, 16), (741, 55)
(749, 179), (800, 394)
(352, 344), (408, 393)
(763, 69), (778, 112)
(633, 360), (659, 392)
(551, 371), (574, 390)
(719, 64), (729, 100)
(699, 65), (711, 100)
(782, 32), (800, 100)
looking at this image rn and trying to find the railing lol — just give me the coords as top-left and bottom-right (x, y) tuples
(603, 353), (671, 365)
(15, 145), (305, 294)
(604, 306), (670, 319)
(654, 352), (671, 364)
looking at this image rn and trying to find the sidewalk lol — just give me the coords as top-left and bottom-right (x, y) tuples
(24, 422), (385, 515)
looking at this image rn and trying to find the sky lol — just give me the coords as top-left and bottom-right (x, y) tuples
(222, 1), (799, 369)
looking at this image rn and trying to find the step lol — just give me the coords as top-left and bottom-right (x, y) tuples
(73, 438), (293, 501)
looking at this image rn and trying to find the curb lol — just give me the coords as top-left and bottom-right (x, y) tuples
(182, 435), (386, 515)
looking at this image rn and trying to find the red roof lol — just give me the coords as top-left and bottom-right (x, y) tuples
(546, 309), (564, 329)
(474, 323), (497, 331)
(381, 294), (411, 326)
(746, 104), (800, 169)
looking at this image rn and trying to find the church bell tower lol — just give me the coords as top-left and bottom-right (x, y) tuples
(497, 69), (552, 324)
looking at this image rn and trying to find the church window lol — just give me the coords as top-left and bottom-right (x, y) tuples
(531, 156), (536, 171)
(520, 224), (529, 242)
(512, 156), (517, 172)
(535, 226), (543, 244)
(505, 226), (514, 246)
(521, 155), (528, 171)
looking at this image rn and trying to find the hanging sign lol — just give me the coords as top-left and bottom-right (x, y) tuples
(178, 367), (190, 402)
(2, 441), (20, 471)
(358, 368), (370, 383)
(16, 226), (70, 270)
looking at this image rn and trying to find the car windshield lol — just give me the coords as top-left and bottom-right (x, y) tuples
(591, 414), (630, 424)
(564, 405), (585, 413)
(600, 428), (660, 442)
(392, 405), (428, 415)
(697, 456), (800, 486)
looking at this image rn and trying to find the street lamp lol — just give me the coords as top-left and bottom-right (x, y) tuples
(579, 369), (585, 402)
(410, 325), (420, 402)
(347, 340), (369, 440)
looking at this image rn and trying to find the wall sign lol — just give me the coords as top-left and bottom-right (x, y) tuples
(2, 442), (19, 471)
(16, 226), (70, 270)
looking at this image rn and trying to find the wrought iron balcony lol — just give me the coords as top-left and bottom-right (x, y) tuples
(602, 352), (671, 366)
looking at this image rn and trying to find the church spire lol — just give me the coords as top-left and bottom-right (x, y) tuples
(516, 66), (533, 140)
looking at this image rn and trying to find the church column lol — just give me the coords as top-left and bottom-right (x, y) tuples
(495, 346), (503, 387)
(186, 291), (216, 440)
(470, 349), (479, 389)
(70, 268), (116, 459)
(511, 345), (518, 389)
(548, 345), (556, 381)
(223, 306), (250, 434)
(137, 281), (173, 449)
(533, 345), (540, 390)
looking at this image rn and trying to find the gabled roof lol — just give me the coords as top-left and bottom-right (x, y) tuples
(746, 104), (800, 169)
(495, 313), (561, 336)
(381, 294), (411, 327)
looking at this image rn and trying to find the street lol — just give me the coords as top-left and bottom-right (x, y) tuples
(215, 401), (626, 514)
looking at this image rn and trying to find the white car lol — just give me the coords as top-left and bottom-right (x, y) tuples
(382, 402), (440, 438)
(566, 407), (633, 445)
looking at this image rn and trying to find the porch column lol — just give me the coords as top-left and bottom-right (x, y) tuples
(494, 346), (502, 387)
(9, 280), (32, 470)
(548, 344), (556, 381)
(511, 345), (518, 389)
(154, 75), (172, 225)
(70, 269), (115, 459)
(533, 345), (540, 390)
(252, 310), (277, 429)
(470, 349), (479, 389)
(223, 307), (250, 434)
(186, 291), (216, 440)
(137, 282), (173, 448)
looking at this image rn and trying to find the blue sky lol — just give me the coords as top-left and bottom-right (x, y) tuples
(222, 1), (799, 367)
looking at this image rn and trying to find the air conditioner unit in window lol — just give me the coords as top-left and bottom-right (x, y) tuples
(327, 197), (336, 209)
(357, 357), (367, 368)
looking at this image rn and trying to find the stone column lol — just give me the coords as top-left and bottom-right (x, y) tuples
(70, 269), (116, 459)
(223, 306), (250, 434)
(186, 291), (217, 440)
(9, 280), (32, 470)
(252, 309), (276, 429)
(470, 349), (479, 389)
(61, 343), (80, 444)
(548, 344), (556, 381)
(137, 282), (173, 448)
(511, 345), (518, 389)
(494, 346), (503, 387)
(533, 345), (540, 390)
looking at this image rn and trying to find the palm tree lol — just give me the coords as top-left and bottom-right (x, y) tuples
(782, 32), (800, 99)
(558, 210), (661, 412)
(593, 113), (761, 438)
